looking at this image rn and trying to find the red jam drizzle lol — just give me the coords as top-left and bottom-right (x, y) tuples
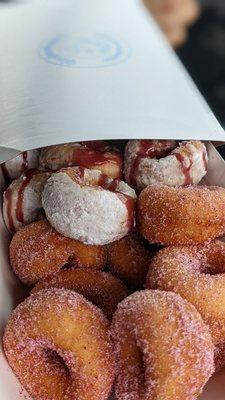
(174, 153), (193, 185)
(16, 169), (40, 223)
(4, 188), (15, 232)
(129, 140), (177, 187)
(21, 151), (28, 172)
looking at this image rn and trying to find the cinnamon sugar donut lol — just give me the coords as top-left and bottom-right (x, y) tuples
(124, 140), (208, 191)
(111, 290), (214, 400)
(107, 232), (154, 290)
(138, 185), (225, 245)
(39, 141), (122, 179)
(32, 268), (129, 320)
(3, 288), (115, 400)
(1, 149), (40, 181)
(42, 167), (136, 245)
(146, 241), (225, 370)
(3, 169), (51, 233)
(10, 220), (107, 285)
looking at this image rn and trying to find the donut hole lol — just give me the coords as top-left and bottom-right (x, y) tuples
(199, 248), (225, 276)
(45, 348), (71, 377)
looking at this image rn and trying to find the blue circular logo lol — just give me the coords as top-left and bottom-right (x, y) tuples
(40, 32), (131, 68)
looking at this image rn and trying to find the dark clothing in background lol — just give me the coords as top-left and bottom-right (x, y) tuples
(178, 2), (225, 126)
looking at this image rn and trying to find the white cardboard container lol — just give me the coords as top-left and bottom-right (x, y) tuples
(1, 1), (225, 399)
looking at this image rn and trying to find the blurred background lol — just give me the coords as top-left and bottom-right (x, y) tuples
(145, 0), (225, 156)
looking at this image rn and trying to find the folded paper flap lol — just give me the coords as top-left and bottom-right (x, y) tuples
(0, 0), (224, 149)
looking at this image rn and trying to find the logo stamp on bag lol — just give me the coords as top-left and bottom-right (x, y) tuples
(40, 32), (131, 68)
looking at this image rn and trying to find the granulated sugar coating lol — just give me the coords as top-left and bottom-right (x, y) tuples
(111, 290), (214, 400)
(9, 219), (107, 285)
(42, 167), (136, 245)
(31, 268), (129, 320)
(146, 241), (225, 370)
(137, 185), (225, 245)
(3, 288), (115, 400)
(107, 232), (155, 290)
(124, 140), (208, 192)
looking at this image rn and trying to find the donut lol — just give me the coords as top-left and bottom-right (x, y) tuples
(3, 288), (115, 400)
(137, 185), (225, 245)
(124, 140), (208, 191)
(39, 140), (122, 179)
(42, 166), (136, 245)
(146, 241), (225, 370)
(107, 232), (154, 290)
(10, 220), (107, 285)
(1, 149), (40, 181)
(31, 268), (129, 320)
(111, 290), (214, 400)
(3, 169), (51, 233)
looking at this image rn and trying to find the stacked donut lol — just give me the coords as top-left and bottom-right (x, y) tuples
(2, 139), (225, 400)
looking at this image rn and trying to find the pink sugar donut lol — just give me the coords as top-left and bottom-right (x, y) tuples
(42, 167), (136, 245)
(111, 290), (214, 400)
(3, 169), (51, 233)
(1, 149), (40, 181)
(124, 139), (208, 191)
(3, 288), (115, 400)
(39, 140), (122, 179)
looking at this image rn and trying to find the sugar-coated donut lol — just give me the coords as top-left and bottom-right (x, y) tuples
(42, 167), (136, 245)
(111, 290), (214, 400)
(3, 288), (115, 400)
(10, 220), (107, 285)
(107, 232), (154, 290)
(138, 185), (225, 245)
(3, 169), (51, 233)
(39, 140), (122, 179)
(32, 268), (129, 320)
(124, 140), (208, 191)
(146, 241), (225, 370)
(1, 149), (40, 181)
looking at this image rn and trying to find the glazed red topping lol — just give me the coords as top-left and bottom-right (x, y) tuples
(129, 140), (177, 187)
(174, 153), (193, 185)
(16, 169), (40, 223)
(4, 187), (14, 232)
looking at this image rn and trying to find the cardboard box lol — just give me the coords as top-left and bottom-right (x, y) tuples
(0, 1), (225, 399)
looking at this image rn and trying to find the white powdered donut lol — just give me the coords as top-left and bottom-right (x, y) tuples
(42, 167), (136, 245)
(3, 170), (51, 233)
(1, 150), (40, 181)
(39, 141), (122, 179)
(124, 140), (208, 191)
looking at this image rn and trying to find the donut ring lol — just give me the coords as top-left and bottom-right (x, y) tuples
(39, 141), (122, 179)
(107, 232), (154, 290)
(3, 169), (51, 233)
(146, 241), (225, 370)
(42, 167), (136, 245)
(124, 140), (208, 191)
(10, 220), (107, 285)
(137, 185), (225, 245)
(32, 268), (129, 320)
(3, 288), (115, 400)
(111, 290), (214, 400)
(1, 149), (40, 181)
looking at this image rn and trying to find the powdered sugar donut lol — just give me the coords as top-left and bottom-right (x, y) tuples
(3, 169), (51, 233)
(111, 290), (214, 400)
(4, 288), (115, 400)
(1, 149), (40, 181)
(39, 141), (122, 179)
(124, 140), (208, 191)
(42, 167), (136, 245)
